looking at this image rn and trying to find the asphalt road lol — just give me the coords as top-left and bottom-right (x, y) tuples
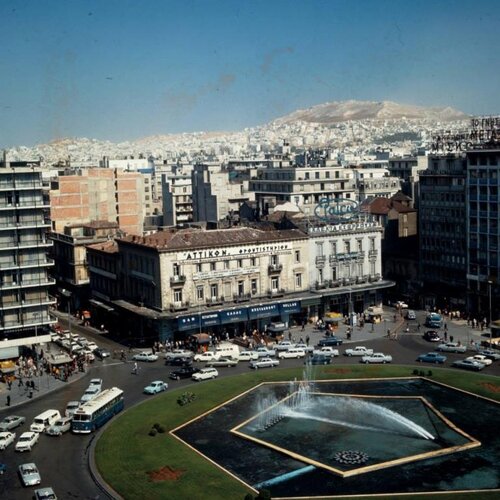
(0, 309), (498, 500)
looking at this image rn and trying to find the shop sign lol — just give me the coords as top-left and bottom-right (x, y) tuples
(177, 315), (198, 331)
(201, 312), (220, 327)
(314, 197), (359, 223)
(178, 243), (292, 261)
(220, 308), (249, 324)
(248, 304), (279, 319)
(279, 301), (301, 314)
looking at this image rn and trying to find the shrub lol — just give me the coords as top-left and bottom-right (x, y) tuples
(427, 370), (433, 377)
(412, 369), (419, 376)
(177, 392), (196, 406)
(243, 494), (254, 500)
(419, 370), (425, 377)
(153, 423), (161, 430)
(256, 490), (272, 499)
(148, 428), (157, 437)
(156, 425), (166, 433)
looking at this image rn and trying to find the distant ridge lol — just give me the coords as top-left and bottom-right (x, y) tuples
(274, 100), (467, 124)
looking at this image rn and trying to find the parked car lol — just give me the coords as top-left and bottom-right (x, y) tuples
(361, 353), (393, 364)
(308, 354), (332, 365)
(34, 487), (57, 500)
(18, 462), (41, 486)
(132, 352), (158, 362)
(169, 366), (199, 380)
(294, 342), (314, 353)
(86, 341), (98, 351)
(416, 352), (447, 364)
(238, 350), (259, 361)
(0, 431), (16, 450)
(317, 336), (343, 347)
(406, 310), (417, 320)
(0, 415), (25, 431)
(395, 301), (409, 309)
(254, 346), (277, 357)
(193, 351), (218, 362)
(46, 417), (72, 436)
(274, 340), (296, 352)
(94, 348), (111, 359)
(82, 348), (95, 362)
(313, 346), (339, 357)
(65, 401), (80, 418)
(344, 346), (374, 357)
(192, 367), (219, 381)
(80, 386), (100, 403)
(143, 381), (168, 394)
(249, 357), (280, 369)
(423, 331), (441, 342)
(207, 357), (238, 368)
(165, 357), (192, 366)
(15, 431), (39, 452)
(278, 348), (306, 359)
(452, 359), (485, 371)
(165, 349), (193, 360)
(479, 349), (500, 361)
(435, 342), (467, 353)
(465, 354), (492, 366)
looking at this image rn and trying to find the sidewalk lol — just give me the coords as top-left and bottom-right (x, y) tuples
(0, 367), (88, 410)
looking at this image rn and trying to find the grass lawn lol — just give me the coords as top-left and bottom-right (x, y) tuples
(95, 365), (500, 500)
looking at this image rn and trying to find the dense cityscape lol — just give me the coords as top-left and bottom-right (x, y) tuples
(0, 1), (499, 499)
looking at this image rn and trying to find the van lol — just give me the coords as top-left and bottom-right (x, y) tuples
(214, 342), (240, 360)
(30, 409), (61, 433)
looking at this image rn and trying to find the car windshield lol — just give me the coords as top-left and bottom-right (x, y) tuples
(23, 465), (37, 473)
(20, 436), (30, 441)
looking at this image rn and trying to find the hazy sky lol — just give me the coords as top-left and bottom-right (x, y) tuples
(1, 0), (499, 147)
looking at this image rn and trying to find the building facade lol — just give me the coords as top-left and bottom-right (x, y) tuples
(0, 162), (56, 358)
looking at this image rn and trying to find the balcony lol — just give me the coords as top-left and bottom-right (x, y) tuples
(368, 250), (378, 259)
(268, 288), (285, 298)
(0, 296), (57, 311)
(169, 301), (190, 312)
(268, 263), (283, 274)
(315, 255), (326, 266)
(206, 296), (224, 306)
(0, 278), (55, 290)
(170, 275), (186, 285)
(233, 292), (251, 303)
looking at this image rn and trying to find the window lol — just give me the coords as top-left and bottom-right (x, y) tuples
(271, 255), (278, 266)
(250, 257), (257, 266)
(173, 290), (182, 302)
(224, 282), (231, 298)
(210, 284), (218, 298)
(196, 263), (202, 273)
(370, 238), (376, 251)
(251, 279), (258, 294)
(344, 241), (350, 253)
(224, 260), (230, 269)
(330, 241), (337, 255)
(315, 172), (320, 179)
(173, 263), (180, 276)
(332, 267), (337, 280)
(295, 273), (302, 288)
(316, 242), (324, 256)
(295, 250), (301, 263)
(318, 269), (323, 283)
(238, 281), (244, 295)
(271, 277), (279, 291)
(237, 259), (243, 267)
(196, 286), (204, 301)
(210, 262), (216, 271)
(357, 239), (363, 251)
(305, 172), (310, 180)
(370, 262), (376, 275)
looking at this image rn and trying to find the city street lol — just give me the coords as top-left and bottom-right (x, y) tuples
(0, 307), (498, 499)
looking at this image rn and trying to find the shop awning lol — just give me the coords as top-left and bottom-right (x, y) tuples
(89, 299), (115, 312)
(47, 353), (72, 365)
(190, 333), (211, 345)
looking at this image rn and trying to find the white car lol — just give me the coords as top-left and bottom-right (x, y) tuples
(86, 341), (98, 351)
(18, 462), (42, 486)
(132, 352), (159, 362)
(80, 386), (100, 403)
(435, 342), (467, 353)
(361, 352), (393, 364)
(312, 346), (339, 357)
(254, 346), (276, 357)
(465, 355), (492, 366)
(193, 351), (218, 362)
(344, 346), (374, 357)
(238, 350), (259, 361)
(15, 431), (39, 452)
(278, 348), (306, 359)
(274, 341), (296, 352)
(294, 342), (314, 353)
(0, 431), (16, 450)
(46, 417), (72, 436)
(250, 357), (280, 369)
(395, 301), (409, 309)
(65, 401), (80, 418)
(165, 349), (193, 360)
(143, 380), (168, 394)
(89, 378), (103, 391)
(192, 367), (219, 381)
(82, 348), (95, 361)
(34, 487), (57, 500)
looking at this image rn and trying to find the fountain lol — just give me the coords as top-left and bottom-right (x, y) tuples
(173, 371), (496, 497)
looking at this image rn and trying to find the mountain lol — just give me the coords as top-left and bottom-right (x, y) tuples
(274, 100), (467, 124)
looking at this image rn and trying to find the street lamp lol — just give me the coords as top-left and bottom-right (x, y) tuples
(61, 289), (72, 334)
(488, 280), (493, 347)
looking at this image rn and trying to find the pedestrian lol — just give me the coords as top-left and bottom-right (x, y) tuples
(444, 330), (448, 341)
(7, 379), (12, 390)
(450, 335), (454, 343)
(306, 335), (310, 346)
(132, 362), (138, 375)
(417, 323), (421, 331)
(6, 395), (10, 406)
(288, 331), (292, 341)
(301, 320), (305, 331)
(444, 323), (448, 331)
(18, 377), (23, 387)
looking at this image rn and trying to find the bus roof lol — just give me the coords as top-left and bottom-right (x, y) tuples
(74, 387), (123, 415)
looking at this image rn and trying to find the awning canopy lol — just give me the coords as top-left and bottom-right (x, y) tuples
(190, 333), (211, 345)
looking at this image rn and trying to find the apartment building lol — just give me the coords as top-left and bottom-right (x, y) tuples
(192, 163), (254, 222)
(353, 168), (401, 201)
(419, 154), (467, 308)
(161, 172), (194, 226)
(49, 168), (144, 235)
(466, 147), (500, 318)
(249, 165), (357, 216)
(0, 161), (56, 358)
